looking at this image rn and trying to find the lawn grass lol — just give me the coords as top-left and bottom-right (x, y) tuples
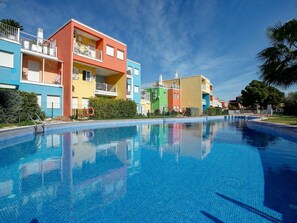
(263, 115), (297, 126)
(0, 121), (35, 129)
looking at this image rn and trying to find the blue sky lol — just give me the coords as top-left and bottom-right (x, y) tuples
(1, 0), (297, 101)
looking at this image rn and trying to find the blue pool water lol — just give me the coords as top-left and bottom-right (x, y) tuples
(0, 120), (297, 223)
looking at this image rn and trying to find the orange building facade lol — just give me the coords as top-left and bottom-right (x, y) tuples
(50, 19), (127, 116)
(168, 88), (181, 112)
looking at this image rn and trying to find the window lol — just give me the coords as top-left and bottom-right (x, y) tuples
(28, 60), (40, 82)
(47, 96), (60, 108)
(37, 95), (42, 108)
(0, 51), (14, 68)
(106, 45), (114, 57)
(73, 67), (79, 80)
(82, 70), (92, 82)
(72, 97), (78, 109)
(177, 94), (179, 99)
(134, 85), (139, 93)
(117, 50), (124, 60)
(134, 68), (139, 75)
(82, 98), (89, 109)
(127, 66), (133, 75)
(174, 93), (177, 99)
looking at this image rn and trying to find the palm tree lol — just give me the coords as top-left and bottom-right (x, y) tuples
(258, 19), (297, 88)
(0, 18), (23, 31)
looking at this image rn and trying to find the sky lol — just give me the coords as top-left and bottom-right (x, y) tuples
(1, 0), (297, 101)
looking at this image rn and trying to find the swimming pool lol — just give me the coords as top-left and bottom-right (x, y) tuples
(0, 119), (296, 222)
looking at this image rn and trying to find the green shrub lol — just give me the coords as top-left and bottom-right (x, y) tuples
(205, 107), (223, 116)
(17, 91), (45, 120)
(283, 92), (297, 115)
(0, 89), (22, 123)
(185, 107), (199, 117)
(0, 89), (45, 124)
(89, 97), (137, 119)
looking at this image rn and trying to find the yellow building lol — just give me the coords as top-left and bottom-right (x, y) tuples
(163, 75), (212, 115)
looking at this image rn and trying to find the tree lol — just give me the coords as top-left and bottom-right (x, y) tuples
(283, 92), (297, 115)
(0, 18), (23, 31)
(241, 80), (284, 109)
(258, 19), (297, 88)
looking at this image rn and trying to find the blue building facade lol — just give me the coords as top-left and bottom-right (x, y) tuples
(0, 24), (63, 118)
(127, 59), (141, 113)
(0, 38), (21, 88)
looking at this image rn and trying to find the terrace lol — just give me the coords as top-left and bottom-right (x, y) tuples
(20, 31), (57, 58)
(0, 21), (20, 42)
(73, 29), (103, 61)
(95, 82), (117, 97)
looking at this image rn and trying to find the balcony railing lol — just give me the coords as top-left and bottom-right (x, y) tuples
(22, 73), (62, 85)
(0, 21), (20, 42)
(20, 32), (57, 57)
(73, 41), (102, 61)
(202, 84), (211, 92)
(95, 82), (117, 96)
(142, 82), (180, 90)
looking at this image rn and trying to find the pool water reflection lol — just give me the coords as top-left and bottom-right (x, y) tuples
(0, 120), (296, 222)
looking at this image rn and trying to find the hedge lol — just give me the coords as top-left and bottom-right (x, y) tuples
(0, 89), (45, 124)
(205, 107), (227, 116)
(89, 97), (137, 119)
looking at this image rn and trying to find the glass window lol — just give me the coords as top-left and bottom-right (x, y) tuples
(37, 95), (42, 107)
(117, 50), (124, 60)
(134, 68), (139, 75)
(134, 85), (139, 93)
(127, 66), (133, 75)
(82, 98), (89, 109)
(47, 96), (60, 109)
(106, 45), (114, 57)
(28, 60), (40, 82)
(0, 51), (14, 68)
(73, 67), (79, 80)
(72, 97), (78, 109)
(82, 70), (92, 82)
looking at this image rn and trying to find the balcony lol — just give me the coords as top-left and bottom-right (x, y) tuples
(0, 22), (20, 42)
(95, 82), (117, 97)
(21, 32), (57, 58)
(73, 40), (102, 61)
(202, 84), (210, 93)
(22, 71), (62, 86)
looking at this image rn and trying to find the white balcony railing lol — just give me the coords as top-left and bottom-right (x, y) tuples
(0, 21), (20, 42)
(95, 82), (117, 96)
(20, 32), (57, 57)
(142, 82), (180, 90)
(73, 41), (102, 61)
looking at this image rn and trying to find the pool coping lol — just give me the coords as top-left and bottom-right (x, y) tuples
(247, 117), (297, 138)
(3, 115), (291, 142)
(0, 116), (231, 141)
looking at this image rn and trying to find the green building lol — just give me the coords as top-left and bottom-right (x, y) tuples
(147, 86), (168, 113)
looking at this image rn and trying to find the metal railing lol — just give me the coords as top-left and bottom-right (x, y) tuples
(202, 84), (211, 92)
(142, 82), (180, 89)
(20, 31), (57, 57)
(0, 21), (20, 42)
(73, 41), (102, 61)
(96, 82), (117, 93)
